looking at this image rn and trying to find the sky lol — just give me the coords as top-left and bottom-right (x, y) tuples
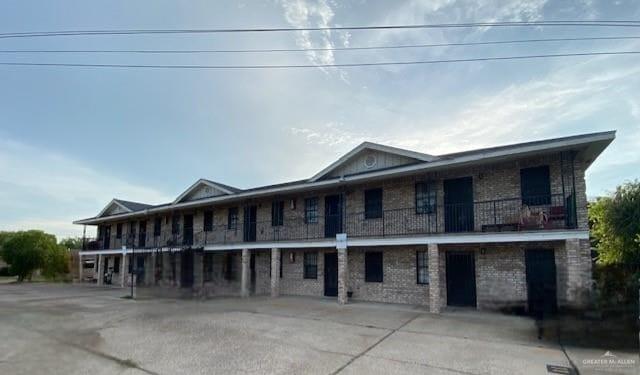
(0, 0), (639, 239)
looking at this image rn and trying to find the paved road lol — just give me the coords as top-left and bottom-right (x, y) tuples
(0, 283), (630, 374)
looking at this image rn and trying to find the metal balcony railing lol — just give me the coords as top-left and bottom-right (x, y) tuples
(82, 193), (577, 250)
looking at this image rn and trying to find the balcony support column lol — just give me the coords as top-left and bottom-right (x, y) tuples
(121, 253), (128, 287)
(241, 249), (250, 298)
(77, 252), (83, 283)
(271, 248), (280, 297)
(337, 247), (348, 305)
(97, 254), (104, 286)
(428, 243), (442, 313)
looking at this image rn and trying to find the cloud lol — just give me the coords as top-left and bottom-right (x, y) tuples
(0, 139), (172, 238)
(279, 0), (336, 66)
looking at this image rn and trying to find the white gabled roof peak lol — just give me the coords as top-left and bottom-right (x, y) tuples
(172, 178), (241, 204)
(309, 141), (437, 182)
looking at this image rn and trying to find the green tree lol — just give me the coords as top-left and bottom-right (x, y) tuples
(42, 244), (70, 280)
(1, 231), (53, 281)
(59, 237), (84, 250)
(590, 180), (640, 265)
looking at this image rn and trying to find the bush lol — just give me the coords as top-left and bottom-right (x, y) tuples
(0, 266), (14, 277)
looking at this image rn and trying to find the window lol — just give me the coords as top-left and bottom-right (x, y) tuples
(365, 252), (383, 282)
(364, 188), (383, 219)
(224, 253), (235, 280)
(203, 210), (213, 232)
(416, 251), (428, 284)
(171, 216), (180, 234)
(415, 182), (437, 214)
(304, 197), (318, 224)
(303, 252), (318, 279)
(203, 253), (214, 282)
(153, 217), (162, 237)
(520, 166), (551, 206)
(227, 207), (238, 230)
(116, 223), (123, 239)
(272, 200), (284, 226)
(113, 257), (120, 273)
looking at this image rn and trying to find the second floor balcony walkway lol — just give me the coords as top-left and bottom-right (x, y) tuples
(82, 193), (578, 251)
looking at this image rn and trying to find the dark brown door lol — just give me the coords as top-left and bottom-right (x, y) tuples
(103, 225), (111, 249)
(324, 253), (338, 297)
(525, 249), (557, 317)
(444, 177), (474, 232)
(324, 195), (343, 238)
(183, 215), (193, 246)
(138, 221), (147, 248)
(181, 249), (194, 288)
(243, 206), (257, 242)
(446, 251), (477, 307)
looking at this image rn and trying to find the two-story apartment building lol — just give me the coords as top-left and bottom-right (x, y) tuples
(74, 131), (614, 314)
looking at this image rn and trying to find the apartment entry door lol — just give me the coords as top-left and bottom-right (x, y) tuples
(525, 249), (557, 317)
(324, 195), (343, 238)
(181, 249), (194, 288)
(444, 177), (474, 232)
(243, 206), (257, 242)
(446, 251), (477, 307)
(324, 252), (338, 297)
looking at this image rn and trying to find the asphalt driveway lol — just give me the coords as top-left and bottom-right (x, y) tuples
(0, 283), (634, 374)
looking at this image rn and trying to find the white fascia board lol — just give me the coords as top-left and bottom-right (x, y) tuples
(204, 240), (335, 251)
(74, 132), (614, 225)
(346, 230), (589, 247)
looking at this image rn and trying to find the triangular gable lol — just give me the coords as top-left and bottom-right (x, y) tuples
(309, 142), (437, 182)
(173, 179), (236, 204)
(97, 199), (132, 217)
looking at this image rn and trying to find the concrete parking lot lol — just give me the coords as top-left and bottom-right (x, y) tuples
(0, 283), (634, 374)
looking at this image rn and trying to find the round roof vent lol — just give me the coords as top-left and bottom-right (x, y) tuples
(364, 154), (377, 169)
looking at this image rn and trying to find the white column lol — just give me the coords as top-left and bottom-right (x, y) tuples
(271, 248), (280, 297)
(241, 249), (250, 297)
(338, 248), (348, 305)
(97, 255), (104, 286)
(428, 243), (441, 313)
(121, 253), (128, 287)
(77, 252), (83, 283)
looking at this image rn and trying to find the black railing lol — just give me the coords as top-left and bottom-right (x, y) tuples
(81, 194), (577, 250)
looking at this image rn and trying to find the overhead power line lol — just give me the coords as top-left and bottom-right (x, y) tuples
(1, 20), (640, 39)
(0, 36), (639, 54)
(0, 50), (638, 70)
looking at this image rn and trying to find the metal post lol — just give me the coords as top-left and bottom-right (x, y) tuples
(130, 234), (135, 299)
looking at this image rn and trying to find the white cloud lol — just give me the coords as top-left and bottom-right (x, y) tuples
(0, 139), (172, 238)
(279, 0), (336, 66)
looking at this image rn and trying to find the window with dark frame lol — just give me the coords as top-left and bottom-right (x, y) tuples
(113, 257), (120, 273)
(228, 207), (238, 230)
(520, 165), (551, 206)
(304, 197), (318, 224)
(303, 252), (318, 279)
(203, 253), (214, 282)
(415, 182), (437, 214)
(203, 210), (214, 232)
(153, 217), (162, 237)
(365, 251), (383, 282)
(364, 188), (383, 219)
(271, 200), (284, 227)
(416, 251), (428, 284)
(116, 223), (123, 239)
